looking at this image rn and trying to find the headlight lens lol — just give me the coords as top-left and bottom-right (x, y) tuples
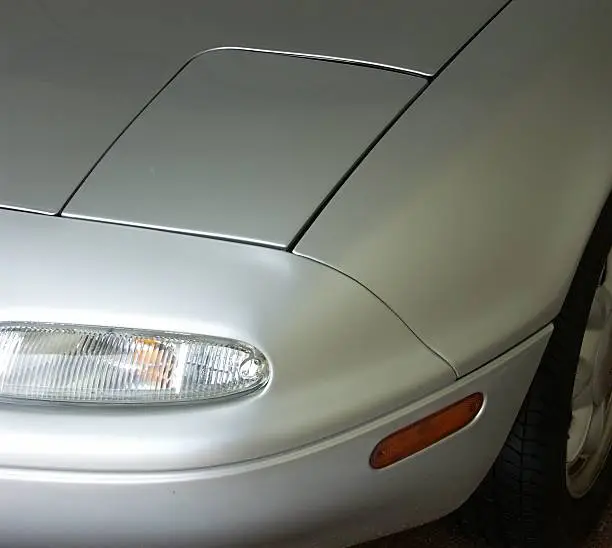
(0, 323), (269, 404)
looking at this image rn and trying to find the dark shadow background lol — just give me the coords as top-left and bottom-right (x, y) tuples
(358, 499), (612, 547)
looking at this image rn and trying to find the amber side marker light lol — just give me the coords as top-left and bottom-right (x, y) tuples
(369, 392), (484, 469)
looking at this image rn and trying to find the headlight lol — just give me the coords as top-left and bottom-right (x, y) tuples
(0, 323), (270, 404)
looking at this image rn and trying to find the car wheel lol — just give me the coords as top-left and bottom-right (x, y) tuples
(460, 193), (612, 547)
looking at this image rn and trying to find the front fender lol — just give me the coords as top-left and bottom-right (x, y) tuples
(294, 0), (612, 375)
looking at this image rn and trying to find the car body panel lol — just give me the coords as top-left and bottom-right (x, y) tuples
(295, 0), (612, 375)
(1, 0), (611, 545)
(0, 0), (504, 215)
(0, 326), (552, 548)
(63, 50), (424, 247)
(0, 326), (550, 548)
(0, 210), (454, 470)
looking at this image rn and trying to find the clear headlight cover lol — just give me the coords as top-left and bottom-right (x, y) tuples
(0, 324), (270, 404)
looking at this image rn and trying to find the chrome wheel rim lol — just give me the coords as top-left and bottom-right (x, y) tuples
(567, 250), (612, 498)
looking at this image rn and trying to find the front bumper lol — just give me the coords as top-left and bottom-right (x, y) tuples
(0, 327), (551, 548)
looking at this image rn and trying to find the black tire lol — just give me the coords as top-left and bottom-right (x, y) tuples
(460, 190), (612, 547)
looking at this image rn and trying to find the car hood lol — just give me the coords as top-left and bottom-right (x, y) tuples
(1, 0), (505, 228)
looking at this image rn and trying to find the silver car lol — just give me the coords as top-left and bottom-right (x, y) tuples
(1, 1), (612, 546)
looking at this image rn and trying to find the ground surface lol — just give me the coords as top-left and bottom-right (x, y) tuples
(358, 499), (612, 547)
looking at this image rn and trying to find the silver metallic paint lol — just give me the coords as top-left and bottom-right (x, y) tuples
(0, 210), (454, 471)
(0, 0), (610, 544)
(0, 326), (551, 548)
(0, 0), (504, 214)
(63, 49), (424, 247)
(296, 0), (612, 375)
